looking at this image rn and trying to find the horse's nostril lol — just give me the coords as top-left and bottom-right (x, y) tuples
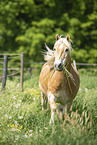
(58, 63), (62, 69)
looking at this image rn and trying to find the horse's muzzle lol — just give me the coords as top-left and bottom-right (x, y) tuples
(54, 62), (63, 71)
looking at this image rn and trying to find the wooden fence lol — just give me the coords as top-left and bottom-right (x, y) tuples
(0, 53), (24, 92)
(0, 54), (97, 92)
(24, 60), (97, 70)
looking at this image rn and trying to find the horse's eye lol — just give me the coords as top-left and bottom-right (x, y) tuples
(65, 48), (69, 52)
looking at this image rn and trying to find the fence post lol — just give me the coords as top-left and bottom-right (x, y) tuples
(73, 60), (77, 70)
(20, 52), (24, 91)
(1, 55), (8, 91)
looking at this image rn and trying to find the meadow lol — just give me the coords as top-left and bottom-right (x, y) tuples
(0, 70), (97, 145)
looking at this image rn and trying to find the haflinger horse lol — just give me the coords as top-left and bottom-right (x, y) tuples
(39, 34), (80, 123)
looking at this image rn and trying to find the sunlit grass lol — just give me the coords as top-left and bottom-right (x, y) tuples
(0, 72), (97, 145)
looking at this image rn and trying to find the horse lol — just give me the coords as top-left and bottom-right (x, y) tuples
(39, 34), (80, 123)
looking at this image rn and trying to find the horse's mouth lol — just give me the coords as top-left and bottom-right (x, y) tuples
(54, 65), (63, 71)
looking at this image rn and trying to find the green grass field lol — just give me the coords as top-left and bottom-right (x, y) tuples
(0, 70), (97, 145)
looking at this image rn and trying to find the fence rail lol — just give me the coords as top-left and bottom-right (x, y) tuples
(24, 61), (97, 66)
(76, 63), (97, 66)
(0, 55), (97, 92)
(24, 62), (44, 64)
(0, 68), (20, 70)
(0, 71), (20, 79)
(8, 56), (20, 59)
(0, 54), (20, 56)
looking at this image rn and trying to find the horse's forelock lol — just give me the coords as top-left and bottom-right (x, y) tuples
(54, 38), (72, 50)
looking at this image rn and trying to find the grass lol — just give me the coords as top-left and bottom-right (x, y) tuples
(0, 71), (97, 145)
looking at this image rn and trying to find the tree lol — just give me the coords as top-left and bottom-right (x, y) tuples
(0, 0), (97, 64)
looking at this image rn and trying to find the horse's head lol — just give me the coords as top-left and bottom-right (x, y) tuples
(54, 35), (72, 71)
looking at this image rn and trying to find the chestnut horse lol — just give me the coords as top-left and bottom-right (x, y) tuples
(39, 35), (80, 123)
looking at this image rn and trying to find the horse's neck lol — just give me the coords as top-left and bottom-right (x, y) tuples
(66, 61), (71, 72)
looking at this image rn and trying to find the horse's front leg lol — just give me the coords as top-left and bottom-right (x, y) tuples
(41, 92), (48, 110)
(48, 92), (57, 124)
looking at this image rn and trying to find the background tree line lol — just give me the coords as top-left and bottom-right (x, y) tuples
(0, 0), (97, 65)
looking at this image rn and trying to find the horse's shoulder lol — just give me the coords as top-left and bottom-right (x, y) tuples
(42, 62), (54, 71)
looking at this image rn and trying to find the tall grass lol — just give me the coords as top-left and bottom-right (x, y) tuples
(0, 71), (97, 145)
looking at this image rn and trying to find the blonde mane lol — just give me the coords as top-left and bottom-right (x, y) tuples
(44, 36), (72, 66)
(44, 43), (55, 62)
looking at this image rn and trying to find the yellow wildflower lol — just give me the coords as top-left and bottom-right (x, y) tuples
(11, 124), (15, 128)
(21, 125), (23, 128)
(37, 95), (40, 97)
(7, 124), (9, 127)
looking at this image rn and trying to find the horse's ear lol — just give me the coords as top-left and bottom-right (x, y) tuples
(55, 34), (60, 41)
(66, 35), (70, 42)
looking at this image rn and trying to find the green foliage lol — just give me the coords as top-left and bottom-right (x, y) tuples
(0, 0), (97, 64)
(89, 49), (97, 63)
(71, 49), (88, 62)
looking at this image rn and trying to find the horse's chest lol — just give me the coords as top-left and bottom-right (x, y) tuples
(48, 71), (72, 105)
(48, 71), (68, 92)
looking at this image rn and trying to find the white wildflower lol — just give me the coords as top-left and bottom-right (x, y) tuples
(3, 135), (7, 139)
(11, 128), (15, 131)
(19, 100), (22, 103)
(29, 134), (32, 137)
(9, 116), (12, 119)
(13, 96), (16, 99)
(17, 84), (19, 87)
(79, 88), (81, 91)
(18, 116), (23, 119)
(0, 107), (2, 110)
(15, 137), (19, 140)
(29, 130), (32, 132)
(14, 121), (18, 124)
(85, 88), (88, 92)
(15, 104), (20, 108)
(5, 114), (8, 118)
(24, 134), (27, 138)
